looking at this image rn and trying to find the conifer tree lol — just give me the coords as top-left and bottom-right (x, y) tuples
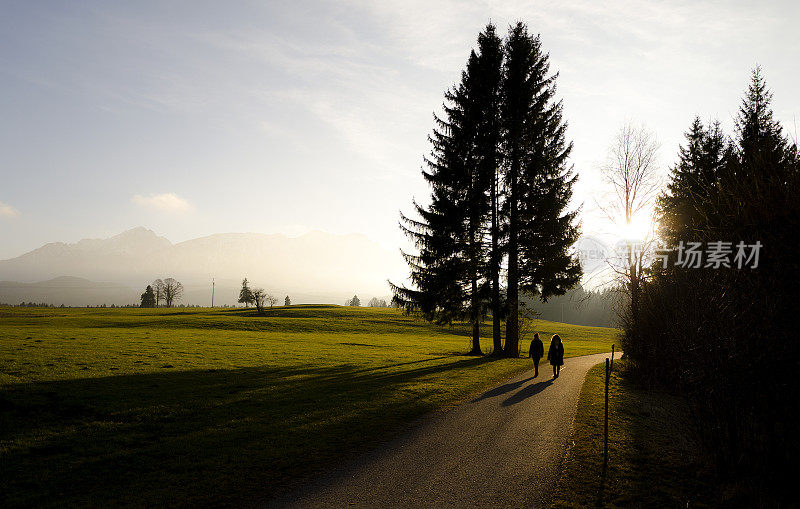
(393, 23), (581, 357)
(500, 23), (581, 356)
(140, 285), (156, 308)
(716, 67), (799, 276)
(657, 117), (729, 246)
(732, 67), (798, 199)
(238, 278), (253, 307)
(662, 68), (800, 246)
(474, 25), (504, 354)
(391, 25), (502, 355)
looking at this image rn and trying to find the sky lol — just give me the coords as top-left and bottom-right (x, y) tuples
(1, 0), (798, 265)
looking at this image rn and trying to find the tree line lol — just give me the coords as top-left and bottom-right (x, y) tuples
(344, 295), (391, 307)
(521, 286), (621, 327)
(5, 302), (168, 308)
(625, 68), (799, 502)
(391, 22), (581, 357)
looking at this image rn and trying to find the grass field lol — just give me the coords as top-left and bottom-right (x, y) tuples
(552, 360), (714, 508)
(1, 305), (619, 507)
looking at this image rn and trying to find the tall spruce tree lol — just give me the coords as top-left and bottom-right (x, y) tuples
(500, 23), (581, 356)
(474, 26), (505, 355)
(657, 117), (729, 246)
(733, 67), (798, 201)
(391, 25), (502, 354)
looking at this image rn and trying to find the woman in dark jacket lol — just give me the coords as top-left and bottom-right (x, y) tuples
(547, 334), (565, 378)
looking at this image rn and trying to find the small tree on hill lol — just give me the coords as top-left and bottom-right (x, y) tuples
(140, 285), (156, 308)
(252, 288), (266, 314)
(238, 278), (254, 307)
(284, 295), (291, 306)
(348, 295), (361, 307)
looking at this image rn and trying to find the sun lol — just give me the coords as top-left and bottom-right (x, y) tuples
(614, 214), (655, 243)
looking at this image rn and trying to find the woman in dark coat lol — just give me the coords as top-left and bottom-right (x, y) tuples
(529, 333), (544, 377)
(547, 334), (565, 378)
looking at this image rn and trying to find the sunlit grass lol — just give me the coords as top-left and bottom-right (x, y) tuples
(1, 305), (619, 507)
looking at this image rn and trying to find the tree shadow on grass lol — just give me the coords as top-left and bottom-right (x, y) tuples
(0, 355), (495, 508)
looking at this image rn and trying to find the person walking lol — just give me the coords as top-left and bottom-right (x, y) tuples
(529, 332), (544, 377)
(547, 334), (565, 378)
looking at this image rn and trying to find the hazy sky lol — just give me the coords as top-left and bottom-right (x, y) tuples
(1, 0), (798, 261)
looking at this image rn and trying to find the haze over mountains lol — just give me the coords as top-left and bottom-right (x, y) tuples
(0, 227), (406, 306)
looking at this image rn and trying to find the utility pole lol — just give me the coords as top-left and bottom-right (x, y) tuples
(211, 278), (215, 308)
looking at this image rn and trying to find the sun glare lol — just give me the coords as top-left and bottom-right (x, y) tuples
(614, 214), (654, 243)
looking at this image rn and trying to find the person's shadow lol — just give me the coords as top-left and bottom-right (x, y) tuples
(471, 376), (537, 402)
(501, 379), (554, 406)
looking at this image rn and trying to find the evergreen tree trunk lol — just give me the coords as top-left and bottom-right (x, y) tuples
(469, 276), (482, 355)
(491, 168), (503, 355)
(505, 161), (520, 357)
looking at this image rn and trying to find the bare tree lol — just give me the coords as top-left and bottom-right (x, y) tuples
(600, 122), (661, 321)
(253, 288), (266, 313)
(252, 289), (277, 313)
(162, 278), (184, 307)
(367, 297), (388, 307)
(517, 302), (541, 344)
(152, 279), (164, 307)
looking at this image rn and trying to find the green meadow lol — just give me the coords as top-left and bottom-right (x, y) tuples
(0, 305), (618, 507)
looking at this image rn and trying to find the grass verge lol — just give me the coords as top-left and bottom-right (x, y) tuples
(552, 359), (715, 508)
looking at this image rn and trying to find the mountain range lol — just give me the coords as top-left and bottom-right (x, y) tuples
(0, 227), (406, 306)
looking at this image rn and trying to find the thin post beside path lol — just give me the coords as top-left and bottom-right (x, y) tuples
(603, 358), (609, 470)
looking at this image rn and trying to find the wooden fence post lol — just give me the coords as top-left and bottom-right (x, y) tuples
(604, 357), (609, 470)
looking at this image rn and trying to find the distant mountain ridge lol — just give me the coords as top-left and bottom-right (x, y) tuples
(0, 228), (405, 305)
(18, 227), (172, 258)
(0, 277), (138, 306)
